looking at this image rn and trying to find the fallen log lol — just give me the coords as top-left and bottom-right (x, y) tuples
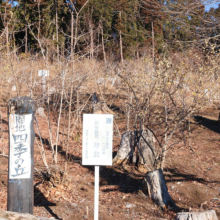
(175, 210), (218, 220)
(144, 169), (176, 210)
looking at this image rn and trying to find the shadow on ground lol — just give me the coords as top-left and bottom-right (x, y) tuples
(35, 135), (213, 215)
(108, 104), (125, 115)
(194, 115), (220, 134)
(57, 146), (143, 194)
(34, 182), (61, 220)
(164, 168), (220, 185)
(57, 145), (189, 213)
(0, 119), (8, 125)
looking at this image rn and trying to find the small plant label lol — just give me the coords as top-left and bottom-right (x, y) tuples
(82, 114), (113, 166)
(38, 70), (49, 77)
(38, 70), (49, 92)
(9, 114), (32, 179)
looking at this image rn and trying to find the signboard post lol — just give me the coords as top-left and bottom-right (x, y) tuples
(38, 70), (49, 93)
(82, 114), (113, 220)
(7, 96), (36, 214)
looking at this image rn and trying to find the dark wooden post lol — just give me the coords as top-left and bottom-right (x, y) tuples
(7, 96), (36, 214)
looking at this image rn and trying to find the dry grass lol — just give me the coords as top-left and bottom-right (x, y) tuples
(0, 52), (220, 219)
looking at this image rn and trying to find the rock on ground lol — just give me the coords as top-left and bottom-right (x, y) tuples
(0, 210), (54, 220)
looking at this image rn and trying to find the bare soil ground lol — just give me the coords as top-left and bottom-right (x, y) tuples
(0, 100), (220, 220)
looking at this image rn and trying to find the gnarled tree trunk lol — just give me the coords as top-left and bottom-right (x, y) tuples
(143, 169), (176, 210)
(113, 130), (136, 165)
(137, 129), (156, 172)
(176, 210), (218, 220)
(113, 129), (156, 172)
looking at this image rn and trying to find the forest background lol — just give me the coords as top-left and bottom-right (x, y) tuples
(0, 0), (220, 61)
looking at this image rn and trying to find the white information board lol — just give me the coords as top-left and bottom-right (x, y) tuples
(82, 114), (113, 166)
(9, 114), (32, 179)
(38, 70), (49, 77)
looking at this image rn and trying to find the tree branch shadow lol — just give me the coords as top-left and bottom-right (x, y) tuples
(34, 135), (195, 213)
(164, 168), (220, 185)
(34, 182), (61, 220)
(1, 119), (8, 125)
(194, 115), (220, 134)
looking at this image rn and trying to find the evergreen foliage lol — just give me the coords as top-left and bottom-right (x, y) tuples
(0, 0), (219, 59)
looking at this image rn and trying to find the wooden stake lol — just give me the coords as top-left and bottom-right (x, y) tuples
(7, 96), (36, 214)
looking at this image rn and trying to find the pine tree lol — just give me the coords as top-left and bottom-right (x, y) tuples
(139, 0), (166, 58)
(0, 0), (15, 54)
(73, 0), (114, 59)
(110, 0), (146, 60)
(163, 0), (205, 51)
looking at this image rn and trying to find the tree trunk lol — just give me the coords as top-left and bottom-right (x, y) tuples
(25, 4), (28, 54)
(65, 72), (74, 172)
(92, 93), (115, 115)
(56, 0), (59, 62)
(13, 31), (16, 59)
(92, 92), (101, 114)
(71, 11), (74, 61)
(73, 14), (78, 53)
(143, 169), (176, 210)
(62, 41), (64, 58)
(38, 0), (41, 40)
(161, 92), (168, 170)
(6, 24), (9, 55)
(113, 130), (155, 171)
(76, 91), (79, 124)
(113, 130), (136, 165)
(151, 20), (154, 61)
(55, 71), (65, 164)
(137, 130), (156, 172)
(175, 210), (218, 220)
(24, 4), (27, 53)
(89, 19), (94, 59)
(25, 25), (28, 53)
(119, 11), (123, 64)
(136, 30), (139, 61)
(127, 94), (132, 131)
(52, 33), (55, 62)
(101, 24), (106, 63)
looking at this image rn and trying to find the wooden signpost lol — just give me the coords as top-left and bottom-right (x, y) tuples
(38, 70), (49, 93)
(7, 97), (36, 214)
(82, 114), (113, 220)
